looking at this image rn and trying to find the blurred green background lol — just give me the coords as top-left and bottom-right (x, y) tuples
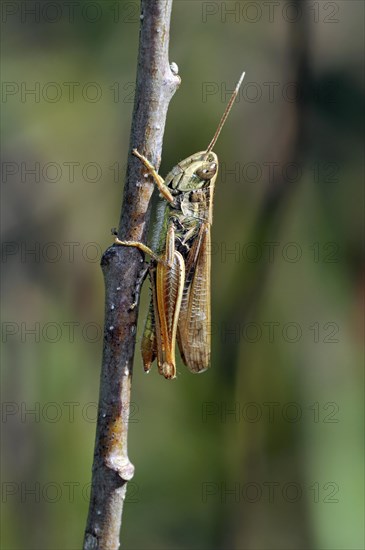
(1, 1), (364, 549)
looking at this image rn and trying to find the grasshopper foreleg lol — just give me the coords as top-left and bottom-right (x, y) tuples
(132, 148), (174, 204)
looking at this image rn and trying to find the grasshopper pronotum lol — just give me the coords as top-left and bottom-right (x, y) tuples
(116, 72), (245, 379)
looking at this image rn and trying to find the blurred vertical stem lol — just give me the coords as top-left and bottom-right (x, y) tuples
(83, 2), (180, 549)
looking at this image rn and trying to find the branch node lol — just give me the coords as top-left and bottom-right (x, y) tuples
(105, 455), (135, 481)
(100, 246), (117, 269)
(170, 61), (179, 75)
(84, 533), (98, 550)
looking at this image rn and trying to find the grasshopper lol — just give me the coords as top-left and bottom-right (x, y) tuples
(115, 72), (245, 379)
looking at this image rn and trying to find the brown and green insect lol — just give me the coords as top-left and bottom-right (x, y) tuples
(115, 72), (245, 379)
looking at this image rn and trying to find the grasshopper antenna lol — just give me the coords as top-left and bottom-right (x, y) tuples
(205, 71), (245, 154)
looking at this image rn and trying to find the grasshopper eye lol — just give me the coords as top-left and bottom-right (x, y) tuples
(196, 163), (217, 180)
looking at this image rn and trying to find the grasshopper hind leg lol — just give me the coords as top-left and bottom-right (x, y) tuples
(129, 264), (149, 311)
(141, 295), (157, 372)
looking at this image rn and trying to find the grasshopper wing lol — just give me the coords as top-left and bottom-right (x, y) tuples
(177, 223), (211, 372)
(140, 226), (185, 380)
(155, 249), (185, 379)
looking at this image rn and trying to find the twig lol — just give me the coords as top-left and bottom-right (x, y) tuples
(83, 2), (180, 548)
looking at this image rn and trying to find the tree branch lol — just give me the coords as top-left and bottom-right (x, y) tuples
(83, 2), (180, 548)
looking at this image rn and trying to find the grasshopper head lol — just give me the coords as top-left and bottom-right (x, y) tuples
(167, 71), (245, 194)
(168, 151), (218, 192)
